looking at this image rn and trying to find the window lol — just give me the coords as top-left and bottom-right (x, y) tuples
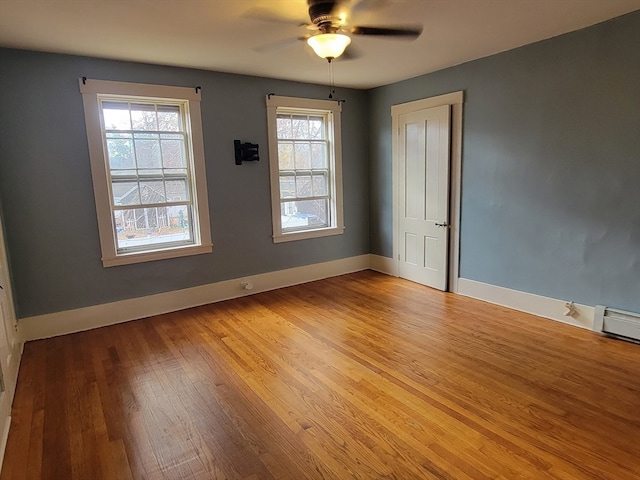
(266, 96), (344, 242)
(80, 79), (211, 266)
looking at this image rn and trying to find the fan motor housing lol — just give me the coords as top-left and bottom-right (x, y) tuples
(308, 0), (338, 27)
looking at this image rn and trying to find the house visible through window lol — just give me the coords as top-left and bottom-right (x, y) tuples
(80, 79), (211, 266)
(266, 96), (344, 243)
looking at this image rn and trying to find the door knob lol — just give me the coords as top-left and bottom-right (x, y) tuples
(435, 222), (448, 227)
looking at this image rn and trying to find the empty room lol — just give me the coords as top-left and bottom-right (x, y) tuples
(0, 0), (638, 479)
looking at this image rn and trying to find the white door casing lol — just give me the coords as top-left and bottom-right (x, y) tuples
(392, 91), (464, 292)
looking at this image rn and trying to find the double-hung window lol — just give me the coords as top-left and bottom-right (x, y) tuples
(266, 96), (344, 242)
(80, 79), (211, 266)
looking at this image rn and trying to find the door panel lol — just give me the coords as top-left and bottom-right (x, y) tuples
(425, 235), (440, 270)
(404, 233), (419, 265)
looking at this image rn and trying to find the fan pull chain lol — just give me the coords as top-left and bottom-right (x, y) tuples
(328, 59), (336, 99)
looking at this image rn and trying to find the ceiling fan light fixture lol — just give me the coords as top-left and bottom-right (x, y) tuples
(307, 33), (351, 60)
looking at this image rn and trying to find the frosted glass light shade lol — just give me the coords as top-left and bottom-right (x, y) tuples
(307, 33), (351, 59)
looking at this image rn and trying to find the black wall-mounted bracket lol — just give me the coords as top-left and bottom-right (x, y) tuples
(234, 140), (260, 165)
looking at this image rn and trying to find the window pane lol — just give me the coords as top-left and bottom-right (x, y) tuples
(139, 181), (166, 204)
(309, 116), (324, 139)
(131, 104), (158, 131)
(157, 106), (181, 132)
(311, 142), (327, 169)
(102, 102), (131, 130)
(279, 176), (295, 199)
(277, 116), (292, 139)
(280, 199), (328, 230)
(295, 175), (312, 198)
(136, 207), (153, 229)
(161, 137), (186, 168)
(134, 137), (162, 169)
(165, 179), (189, 201)
(106, 136), (135, 170)
(294, 142), (311, 169)
(112, 181), (140, 206)
(291, 115), (309, 138)
(114, 205), (193, 250)
(278, 142), (294, 170)
(312, 174), (328, 196)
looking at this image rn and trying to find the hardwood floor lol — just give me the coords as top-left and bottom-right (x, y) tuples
(2, 271), (639, 479)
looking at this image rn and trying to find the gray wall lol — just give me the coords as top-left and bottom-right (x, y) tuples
(369, 11), (640, 312)
(0, 50), (370, 318)
(1, 11), (639, 320)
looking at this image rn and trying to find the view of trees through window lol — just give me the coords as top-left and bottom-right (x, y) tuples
(101, 100), (193, 251)
(276, 112), (330, 231)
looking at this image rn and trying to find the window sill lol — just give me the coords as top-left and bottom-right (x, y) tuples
(273, 226), (344, 243)
(102, 243), (212, 267)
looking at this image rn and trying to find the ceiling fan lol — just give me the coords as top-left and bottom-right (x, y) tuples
(253, 0), (423, 62)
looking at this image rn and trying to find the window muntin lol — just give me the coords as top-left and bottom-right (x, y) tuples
(266, 96), (344, 243)
(80, 79), (211, 266)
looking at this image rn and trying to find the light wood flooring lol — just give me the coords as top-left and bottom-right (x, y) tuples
(1, 271), (639, 479)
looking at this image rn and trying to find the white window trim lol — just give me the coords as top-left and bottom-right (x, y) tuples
(266, 95), (345, 243)
(80, 78), (212, 267)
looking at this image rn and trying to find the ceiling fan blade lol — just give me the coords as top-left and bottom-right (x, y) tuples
(254, 36), (310, 54)
(350, 25), (422, 38)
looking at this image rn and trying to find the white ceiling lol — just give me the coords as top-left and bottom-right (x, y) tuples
(1, 0), (639, 89)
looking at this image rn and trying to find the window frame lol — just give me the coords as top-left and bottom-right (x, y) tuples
(80, 78), (212, 267)
(266, 96), (344, 243)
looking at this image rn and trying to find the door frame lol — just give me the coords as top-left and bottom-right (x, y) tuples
(392, 91), (464, 293)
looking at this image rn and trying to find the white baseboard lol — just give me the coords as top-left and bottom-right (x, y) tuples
(19, 258), (598, 341)
(369, 254), (398, 276)
(20, 255), (371, 341)
(457, 278), (594, 330)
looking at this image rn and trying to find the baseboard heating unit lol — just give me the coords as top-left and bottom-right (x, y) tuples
(593, 305), (640, 343)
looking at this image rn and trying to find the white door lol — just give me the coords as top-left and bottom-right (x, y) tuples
(397, 104), (451, 290)
(0, 219), (19, 462)
(0, 289), (12, 422)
